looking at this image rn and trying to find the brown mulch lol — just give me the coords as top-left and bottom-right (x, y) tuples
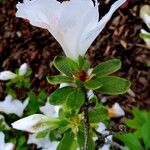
(0, 0), (150, 126)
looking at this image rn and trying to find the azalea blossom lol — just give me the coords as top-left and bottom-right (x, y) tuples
(108, 103), (125, 118)
(140, 5), (150, 29)
(0, 132), (15, 150)
(0, 95), (29, 117)
(27, 133), (58, 150)
(0, 63), (28, 81)
(16, 0), (126, 60)
(12, 101), (59, 133)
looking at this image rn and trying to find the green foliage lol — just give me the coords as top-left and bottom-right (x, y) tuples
(57, 130), (75, 150)
(84, 78), (103, 90)
(78, 55), (90, 71)
(49, 87), (75, 105)
(92, 59), (121, 77)
(116, 133), (143, 150)
(140, 33), (150, 39)
(47, 75), (73, 84)
(96, 76), (130, 95)
(116, 108), (150, 150)
(89, 103), (109, 123)
(65, 88), (84, 110)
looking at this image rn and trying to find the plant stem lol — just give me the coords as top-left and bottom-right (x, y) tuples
(83, 89), (90, 150)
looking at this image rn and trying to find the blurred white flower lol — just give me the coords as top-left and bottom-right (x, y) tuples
(108, 103), (125, 118)
(0, 132), (14, 150)
(96, 122), (112, 150)
(16, 0), (125, 60)
(12, 101), (60, 133)
(140, 5), (150, 29)
(140, 29), (150, 48)
(0, 63), (28, 81)
(18, 63), (28, 76)
(39, 101), (59, 118)
(27, 133), (58, 150)
(0, 95), (29, 117)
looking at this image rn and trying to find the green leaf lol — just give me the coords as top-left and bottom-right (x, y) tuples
(38, 90), (46, 102)
(93, 59), (121, 77)
(57, 130), (74, 150)
(125, 108), (147, 129)
(47, 75), (73, 85)
(84, 78), (103, 90)
(96, 76), (131, 95)
(53, 56), (73, 76)
(49, 87), (75, 105)
(78, 55), (90, 71)
(142, 121), (150, 149)
(66, 88), (85, 110)
(89, 106), (108, 123)
(36, 131), (47, 138)
(116, 133), (142, 150)
(77, 130), (95, 150)
(140, 33), (150, 39)
(66, 57), (79, 73)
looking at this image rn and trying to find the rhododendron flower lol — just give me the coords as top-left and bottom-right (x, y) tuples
(0, 132), (14, 150)
(140, 5), (150, 29)
(27, 133), (58, 150)
(108, 103), (125, 118)
(12, 101), (59, 133)
(16, 0), (126, 60)
(0, 63), (28, 81)
(0, 95), (29, 117)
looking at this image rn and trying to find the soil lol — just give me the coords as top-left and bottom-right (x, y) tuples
(0, 0), (150, 134)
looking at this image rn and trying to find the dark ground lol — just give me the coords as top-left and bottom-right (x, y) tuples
(0, 0), (150, 126)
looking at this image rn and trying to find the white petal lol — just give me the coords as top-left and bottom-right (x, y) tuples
(80, 0), (126, 56)
(12, 114), (49, 133)
(140, 5), (150, 29)
(19, 63), (28, 76)
(97, 122), (106, 133)
(0, 95), (29, 117)
(56, 0), (98, 60)
(0, 71), (16, 81)
(4, 143), (14, 150)
(108, 103), (125, 118)
(27, 133), (58, 149)
(39, 102), (59, 118)
(0, 132), (5, 150)
(141, 29), (150, 48)
(59, 83), (75, 88)
(0, 132), (14, 150)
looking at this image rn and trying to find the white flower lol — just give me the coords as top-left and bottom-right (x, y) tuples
(39, 101), (59, 118)
(19, 63), (28, 76)
(16, 0), (126, 60)
(0, 95), (29, 117)
(12, 101), (60, 133)
(96, 122), (112, 150)
(140, 29), (150, 48)
(140, 5), (150, 29)
(0, 71), (16, 81)
(12, 114), (50, 133)
(0, 132), (14, 150)
(27, 133), (58, 150)
(108, 103), (125, 118)
(0, 63), (28, 81)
